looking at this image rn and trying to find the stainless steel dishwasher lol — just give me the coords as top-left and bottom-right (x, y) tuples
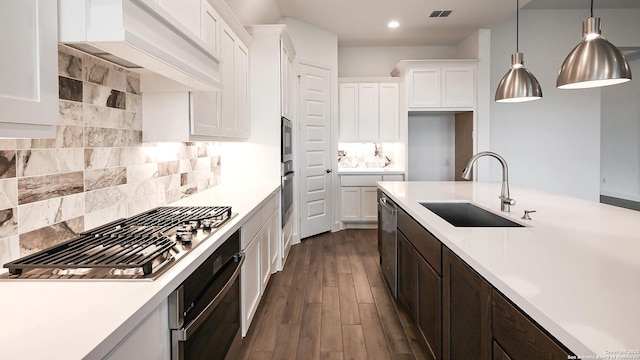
(378, 191), (398, 298)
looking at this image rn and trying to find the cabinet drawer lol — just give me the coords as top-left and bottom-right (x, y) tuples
(242, 210), (262, 249)
(398, 208), (441, 274)
(492, 289), (573, 359)
(382, 174), (404, 181)
(261, 193), (277, 219)
(340, 175), (382, 187)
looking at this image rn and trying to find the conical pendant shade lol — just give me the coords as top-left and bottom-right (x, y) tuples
(557, 17), (631, 89)
(495, 53), (543, 102)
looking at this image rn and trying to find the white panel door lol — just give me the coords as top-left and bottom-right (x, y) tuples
(233, 43), (249, 138)
(409, 68), (441, 108)
(339, 83), (358, 141)
(0, 0), (58, 130)
(201, 1), (220, 55)
(442, 65), (475, 108)
(241, 235), (261, 336)
(357, 83), (379, 141)
(340, 187), (361, 221)
(361, 187), (379, 221)
(220, 24), (237, 135)
(379, 83), (399, 141)
(259, 224), (270, 294)
(299, 63), (333, 239)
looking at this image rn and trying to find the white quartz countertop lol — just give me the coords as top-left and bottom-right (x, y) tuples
(0, 183), (280, 360)
(377, 181), (640, 357)
(338, 167), (405, 175)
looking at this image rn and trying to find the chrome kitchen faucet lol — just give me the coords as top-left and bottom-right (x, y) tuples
(461, 151), (516, 212)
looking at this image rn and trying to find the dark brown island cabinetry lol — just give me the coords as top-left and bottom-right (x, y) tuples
(442, 246), (492, 360)
(379, 190), (577, 360)
(397, 208), (442, 360)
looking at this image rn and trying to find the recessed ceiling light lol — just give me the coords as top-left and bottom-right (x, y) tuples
(388, 21), (400, 28)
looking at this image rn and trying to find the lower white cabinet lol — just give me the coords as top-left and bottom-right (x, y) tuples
(240, 192), (280, 336)
(340, 174), (404, 223)
(104, 299), (170, 360)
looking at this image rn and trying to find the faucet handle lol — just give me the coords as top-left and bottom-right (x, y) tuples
(499, 196), (516, 206)
(521, 210), (536, 220)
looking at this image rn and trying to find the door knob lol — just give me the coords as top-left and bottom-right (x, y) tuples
(326, 169), (332, 173)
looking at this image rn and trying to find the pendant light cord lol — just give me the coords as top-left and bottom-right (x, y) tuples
(590, 0), (593, 17)
(516, 0), (519, 52)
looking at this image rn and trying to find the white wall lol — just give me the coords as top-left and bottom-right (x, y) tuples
(224, 0), (281, 24)
(489, 8), (640, 201)
(338, 45), (458, 77)
(407, 113), (455, 181)
(601, 58), (640, 201)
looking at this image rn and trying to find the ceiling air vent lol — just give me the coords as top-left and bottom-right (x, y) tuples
(430, 10), (453, 18)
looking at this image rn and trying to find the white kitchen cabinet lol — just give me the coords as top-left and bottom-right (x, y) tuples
(395, 61), (476, 111)
(240, 192), (280, 336)
(269, 211), (279, 273)
(158, 0), (201, 37)
(104, 299), (170, 360)
(340, 174), (404, 223)
(0, 0), (58, 138)
(338, 79), (399, 142)
(142, 0), (250, 141)
(281, 40), (294, 119)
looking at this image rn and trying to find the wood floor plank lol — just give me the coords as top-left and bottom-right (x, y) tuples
(247, 351), (273, 360)
(402, 324), (431, 360)
(335, 232), (352, 274)
(321, 286), (343, 352)
(252, 284), (288, 351)
(305, 237), (324, 303)
(338, 273), (361, 325)
(272, 323), (301, 360)
(322, 237), (339, 287)
(371, 286), (413, 354)
(342, 325), (367, 360)
(361, 254), (385, 288)
(321, 352), (345, 360)
(359, 303), (392, 360)
(281, 242), (311, 324)
(348, 251), (375, 304)
(296, 302), (322, 360)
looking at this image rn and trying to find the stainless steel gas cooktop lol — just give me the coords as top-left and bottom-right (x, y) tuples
(1, 206), (236, 280)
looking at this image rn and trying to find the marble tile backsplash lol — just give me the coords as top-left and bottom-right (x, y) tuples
(0, 46), (222, 271)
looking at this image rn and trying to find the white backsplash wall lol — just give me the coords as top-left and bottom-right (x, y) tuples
(338, 143), (400, 168)
(0, 46), (222, 271)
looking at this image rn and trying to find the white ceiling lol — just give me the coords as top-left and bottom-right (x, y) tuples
(227, 0), (640, 47)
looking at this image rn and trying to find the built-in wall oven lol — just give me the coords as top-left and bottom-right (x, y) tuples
(281, 117), (294, 225)
(169, 229), (244, 360)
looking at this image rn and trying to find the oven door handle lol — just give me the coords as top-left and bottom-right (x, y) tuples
(176, 252), (245, 341)
(282, 172), (294, 182)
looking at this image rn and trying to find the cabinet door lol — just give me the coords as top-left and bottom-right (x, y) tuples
(190, 91), (222, 137)
(339, 83), (359, 141)
(201, 1), (220, 55)
(340, 187), (361, 221)
(418, 255), (442, 360)
(220, 23), (237, 136)
(492, 289), (573, 360)
(280, 41), (294, 120)
(269, 211), (279, 273)
(259, 223), (270, 294)
(158, 0), (200, 36)
(378, 82), (399, 141)
(241, 235), (261, 336)
(442, 65), (475, 108)
(398, 231), (417, 319)
(361, 187), (379, 222)
(233, 42), (249, 138)
(357, 83), (379, 141)
(0, 0), (58, 136)
(442, 247), (491, 360)
(408, 68), (441, 108)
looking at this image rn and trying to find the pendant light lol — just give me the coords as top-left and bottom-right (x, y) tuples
(495, 0), (542, 103)
(556, 0), (631, 89)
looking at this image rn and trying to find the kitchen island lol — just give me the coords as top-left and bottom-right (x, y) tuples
(378, 181), (640, 357)
(0, 183), (280, 360)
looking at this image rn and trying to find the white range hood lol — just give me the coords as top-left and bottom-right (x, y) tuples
(58, 0), (221, 92)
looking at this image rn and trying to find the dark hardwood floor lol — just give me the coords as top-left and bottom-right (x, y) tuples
(237, 229), (430, 360)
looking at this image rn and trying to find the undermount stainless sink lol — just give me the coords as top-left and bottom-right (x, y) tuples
(420, 202), (523, 228)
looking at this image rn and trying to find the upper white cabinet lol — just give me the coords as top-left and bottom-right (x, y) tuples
(393, 61), (477, 111)
(281, 41), (294, 120)
(0, 0), (58, 138)
(339, 79), (399, 142)
(142, 0), (251, 141)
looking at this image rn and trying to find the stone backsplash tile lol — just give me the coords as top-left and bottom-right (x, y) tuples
(18, 171), (84, 205)
(16, 149), (84, 177)
(0, 179), (18, 211)
(0, 47), (223, 266)
(18, 193), (85, 234)
(19, 216), (84, 256)
(85, 167), (127, 192)
(59, 76), (83, 102)
(58, 51), (82, 80)
(0, 151), (16, 179)
(0, 208), (18, 238)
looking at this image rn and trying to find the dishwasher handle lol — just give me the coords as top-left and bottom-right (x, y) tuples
(379, 197), (397, 214)
(175, 252), (245, 341)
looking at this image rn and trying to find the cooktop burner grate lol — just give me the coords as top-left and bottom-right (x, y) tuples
(3, 206), (232, 278)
